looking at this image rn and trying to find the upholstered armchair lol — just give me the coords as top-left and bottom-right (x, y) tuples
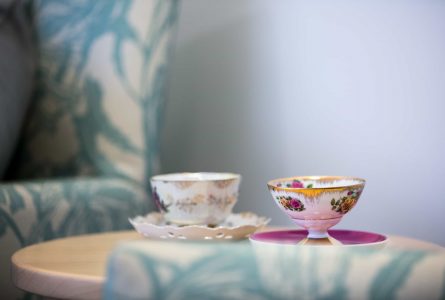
(0, 0), (179, 298)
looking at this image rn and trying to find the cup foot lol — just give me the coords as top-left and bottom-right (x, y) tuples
(307, 229), (329, 239)
(297, 236), (342, 246)
(291, 217), (342, 239)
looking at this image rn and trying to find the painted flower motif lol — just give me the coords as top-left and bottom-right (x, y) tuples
(284, 180), (304, 188)
(278, 180), (313, 188)
(174, 181), (195, 189)
(291, 180), (304, 188)
(331, 189), (361, 214)
(152, 187), (169, 213)
(276, 196), (305, 212)
(290, 199), (301, 209)
(214, 180), (234, 189)
(340, 198), (355, 213)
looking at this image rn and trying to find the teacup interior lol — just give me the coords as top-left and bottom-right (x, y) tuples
(272, 176), (364, 189)
(152, 172), (240, 181)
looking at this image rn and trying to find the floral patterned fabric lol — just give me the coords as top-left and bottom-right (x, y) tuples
(0, 178), (151, 299)
(0, 0), (179, 298)
(105, 241), (445, 300)
(8, 0), (179, 185)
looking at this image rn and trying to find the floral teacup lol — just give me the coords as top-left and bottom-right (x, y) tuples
(151, 172), (241, 225)
(268, 176), (365, 242)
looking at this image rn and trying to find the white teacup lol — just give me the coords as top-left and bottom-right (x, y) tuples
(150, 172), (241, 225)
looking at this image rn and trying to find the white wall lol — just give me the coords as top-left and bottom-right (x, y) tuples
(162, 0), (445, 245)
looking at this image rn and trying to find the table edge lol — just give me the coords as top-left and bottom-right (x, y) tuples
(10, 229), (444, 299)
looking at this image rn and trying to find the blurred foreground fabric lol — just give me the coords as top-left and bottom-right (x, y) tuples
(105, 240), (445, 300)
(0, 0), (179, 298)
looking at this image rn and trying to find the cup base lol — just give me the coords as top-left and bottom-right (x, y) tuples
(297, 236), (343, 246)
(291, 217), (342, 239)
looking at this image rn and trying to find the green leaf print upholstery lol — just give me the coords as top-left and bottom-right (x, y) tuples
(0, 0), (179, 298)
(1, 178), (151, 299)
(9, 0), (179, 184)
(104, 241), (445, 300)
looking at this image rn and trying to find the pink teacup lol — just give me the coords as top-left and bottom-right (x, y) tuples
(267, 176), (365, 242)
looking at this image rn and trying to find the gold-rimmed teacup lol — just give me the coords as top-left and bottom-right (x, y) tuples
(151, 172), (241, 225)
(267, 176), (365, 244)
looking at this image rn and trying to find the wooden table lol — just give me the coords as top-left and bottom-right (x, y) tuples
(11, 230), (444, 300)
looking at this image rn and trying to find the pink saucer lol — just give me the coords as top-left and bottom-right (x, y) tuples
(250, 229), (387, 246)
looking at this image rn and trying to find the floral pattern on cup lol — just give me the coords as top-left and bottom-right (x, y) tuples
(209, 194), (237, 209)
(153, 187), (170, 213)
(331, 190), (361, 214)
(276, 196), (306, 212)
(173, 181), (196, 189)
(214, 180), (236, 189)
(276, 179), (313, 189)
(172, 194), (205, 213)
(157, 193), (238, 214)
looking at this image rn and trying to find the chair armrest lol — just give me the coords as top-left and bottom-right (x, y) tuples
(0, 177), (151, 248)
(0, 177), (152, 299)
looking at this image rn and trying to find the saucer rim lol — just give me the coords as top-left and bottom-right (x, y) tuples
(249, 229), (388, 247)
(129, 211), (271, 231)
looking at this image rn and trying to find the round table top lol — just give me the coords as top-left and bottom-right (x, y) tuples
(11, 230), (444, 300)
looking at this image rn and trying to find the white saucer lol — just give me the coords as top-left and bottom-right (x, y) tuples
(129, 212), (270, 241)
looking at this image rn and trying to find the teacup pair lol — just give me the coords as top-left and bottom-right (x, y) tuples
(150, 172), (241, 225)
(151, 173), (365, 243)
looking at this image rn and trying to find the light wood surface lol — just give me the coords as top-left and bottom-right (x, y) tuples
(11, 230), (444, 300)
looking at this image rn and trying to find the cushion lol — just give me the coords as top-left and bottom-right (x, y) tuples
(105, 241), (445, 299)
(0, 0), (35, 177)
(7, 0), (179, 185)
